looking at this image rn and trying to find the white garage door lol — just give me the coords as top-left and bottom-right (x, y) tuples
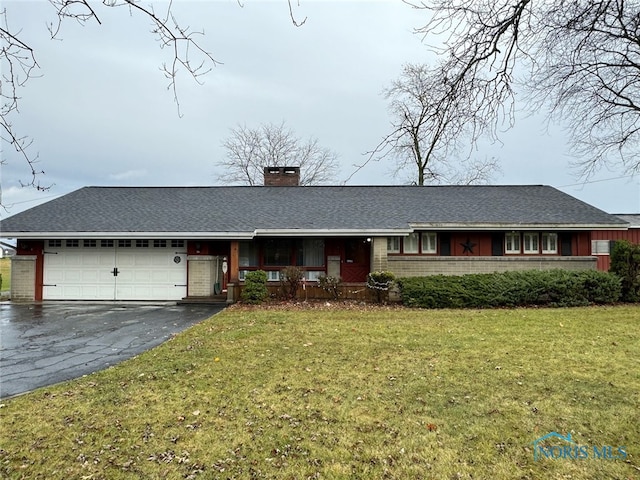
(43, 240), (187, 300)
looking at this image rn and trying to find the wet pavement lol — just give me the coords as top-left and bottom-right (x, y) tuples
(0, 302), (225, 399)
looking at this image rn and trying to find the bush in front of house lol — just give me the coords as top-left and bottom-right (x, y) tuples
(397, 269), (621, 308)
(280, 266), (304, 300)
(241, 270), (269, 304)
(609, 240), (640, 302)
(318, 274), (342, 300)
(367, 270), (396, 303)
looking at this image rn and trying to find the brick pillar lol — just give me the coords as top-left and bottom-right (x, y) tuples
(187, 256), (215, 297)
(11, 256), (37, 302)
(371, 237), (389, 272)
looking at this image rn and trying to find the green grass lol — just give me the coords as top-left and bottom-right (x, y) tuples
(1, 304), (639, 479)
(0, 257), (10, 291)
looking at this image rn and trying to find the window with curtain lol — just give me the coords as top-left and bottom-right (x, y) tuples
(387, 237), (400, 253)
(523, 233), (539, 254)
(421, 232), (437, 253)
(299, 239), (324, 266)
(403, 233), (419, 253)
(541, 233), (558, 254)
(239, 241), (259, 267)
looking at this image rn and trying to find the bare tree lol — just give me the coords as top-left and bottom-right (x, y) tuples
(354, 63), (499, 185)
(0, 1), (305, 200)
(406, 0), (640, 178)
(217, 122), (340, 185)
(1, 1), (219, 193)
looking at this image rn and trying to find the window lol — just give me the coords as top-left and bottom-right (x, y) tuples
(239, 269), (278, 282)
(153, 240), (167, 248)
(171, 240), (185, 248)
(266, 270), (281, 282)
(421, 233), (437, 254)
(264, 239), (292, 266)
(136, 239), (149, 248)
(298, 239), (324, 266)
(591, 240), (611, 255)
(387, 237), (400, 253)
(541, 233), (558, 254)
(305, 271), (323, 282)
(239, 241), (259, 267)
(48, 240), (62, 247)
(83, 239), (97, 248)
(523, 233), (539, 254)
(66, 239), (79, 247)
(118, 240), (132, 248)
(505, 233), (520, 254)
(403, 233), (419, 254)
(101, 240), (114, 248)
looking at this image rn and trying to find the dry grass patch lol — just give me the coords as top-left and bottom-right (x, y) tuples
(1, 304), (638, 479)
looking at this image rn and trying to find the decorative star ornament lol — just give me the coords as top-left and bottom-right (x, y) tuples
(460, 238), (477, 254)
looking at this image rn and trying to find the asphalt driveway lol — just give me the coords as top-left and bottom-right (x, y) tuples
(0, 302), (225, 399)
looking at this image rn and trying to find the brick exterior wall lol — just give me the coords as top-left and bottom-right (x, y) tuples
(11, 255), (37, 301)
(371, 237), (388, 272)
(388, 255), (597, 277)
(187, 256), (215, 297)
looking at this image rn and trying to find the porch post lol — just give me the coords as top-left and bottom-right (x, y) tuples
(229, 240), (239, 283)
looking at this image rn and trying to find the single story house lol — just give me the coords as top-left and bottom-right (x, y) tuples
(0, 167), (631, 302)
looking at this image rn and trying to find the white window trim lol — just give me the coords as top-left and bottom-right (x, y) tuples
(541, 233), (558, 254)
(505, 233), (521, 254)
(421, 232), (437, 254)
(523, 233), (539, 254)
(387, 236), (400, 254)
(403, 233), (419, 254)
(266, 270), (281, 282)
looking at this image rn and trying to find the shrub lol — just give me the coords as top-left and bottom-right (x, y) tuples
(397, 269), (621, 309)
(318, 274), (341, 300)
(367, 270), (396, 303)
(609, 240), (640, 302)
(280, 266), (304, 300)
(241, 270), (269, 304)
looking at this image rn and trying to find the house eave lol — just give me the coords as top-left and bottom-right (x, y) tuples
(0, 232), (256, 240)
(253, 228), (413, 237)
(408, 223), (629, 231)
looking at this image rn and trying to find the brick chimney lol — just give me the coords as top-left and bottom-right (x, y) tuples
(263, 166), (300, 186)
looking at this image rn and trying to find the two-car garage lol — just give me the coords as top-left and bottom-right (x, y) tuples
(42, 240), (187, 301)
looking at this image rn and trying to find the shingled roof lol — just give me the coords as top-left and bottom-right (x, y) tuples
(0, 185), (628, 238)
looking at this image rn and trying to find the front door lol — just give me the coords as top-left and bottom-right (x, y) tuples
(341, 238), (371, 282)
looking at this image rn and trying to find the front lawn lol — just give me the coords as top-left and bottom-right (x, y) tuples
(1, 305), (638, 479)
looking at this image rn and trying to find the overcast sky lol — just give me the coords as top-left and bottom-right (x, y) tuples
(1, 0), (639, 220)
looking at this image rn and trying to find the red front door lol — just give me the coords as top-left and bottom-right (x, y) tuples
(341, 238), (371, 282)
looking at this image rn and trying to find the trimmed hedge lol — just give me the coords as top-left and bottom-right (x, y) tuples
(241, 270), (269, 304)
(609, 240), (640, 302)
(397, 269), (621, 308)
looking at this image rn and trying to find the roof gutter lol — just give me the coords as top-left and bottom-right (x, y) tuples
(408, 222), (629, 231)
(252, 228), (413, 237)
(0, 232), (256, 240)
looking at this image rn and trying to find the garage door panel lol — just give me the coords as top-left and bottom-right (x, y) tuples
(44, 245), (186, 301)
